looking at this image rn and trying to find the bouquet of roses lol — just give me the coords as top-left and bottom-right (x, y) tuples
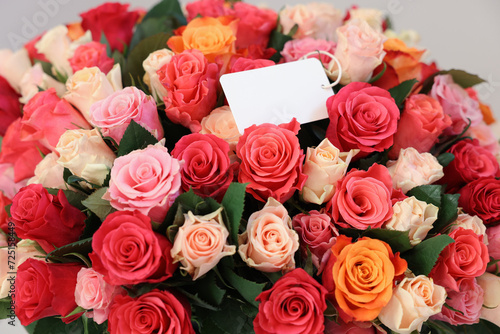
(1, 0), (499, 333)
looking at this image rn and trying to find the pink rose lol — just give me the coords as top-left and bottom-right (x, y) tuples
(186, 0), (229, 21)
(90, 211), (177, 286)
(281, 37), (336, 65)
(292, 210), (338, 273)
(329, 164), (394, 230)
(487, 225), (500, 272)
(159, 49), (219, 132)
(230, 57), (274, 73)
(430, 74), (483, 135)
(69, 41), (114, 74)
(324, 319), (377, 334)
(236, 118), (307, 203)
(232, 2), (277, 50)
(466, 122), (500, 156)
(90, 86), (164, 143)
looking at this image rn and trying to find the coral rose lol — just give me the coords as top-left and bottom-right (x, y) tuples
(69, 41), (114, 74)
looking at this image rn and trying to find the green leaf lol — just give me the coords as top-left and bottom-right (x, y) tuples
(388, 79), (418, 107)
(267, 25), (295, 62)
(362, 228), (413, 253)
(197, 297), (256, 334)
(166, 204), (185, 242)
(219, 266), (266, 308)
(63, 306), (85, 319)
(99, 33), (112, 57)
(142, 0), (186, 22)
(81, 212), (102, 240)
(46, 238), (93, 264)
(0, 298), (14, 320)
(180, 290), (220, 311)
(196, 271), (226, 306)
(47, 188), (88, 211)
(117, 120), (158, 157)
(81, 188), (115, 221)
(401, 235), (454, 275)
(424, 320), (457, 334)
(221, 183), (247, 245)
(431, 193), (460, 234)
(437, 152), (455, 167)
(304, 247), (314, 276)
(30, 316), (84, 334)
(161, 189), (205, 235)
(406, 185), (443, 207)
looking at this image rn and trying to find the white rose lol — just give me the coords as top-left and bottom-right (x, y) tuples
(0, 48), (32, 92)
(449, 213), (488, 244)
(347, 8), (384, 32)
(19, 63), (66, 104)
(27, 153), (66, 189)
(142, 48), (173, 102)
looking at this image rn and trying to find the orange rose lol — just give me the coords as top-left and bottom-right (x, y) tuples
(167, 16), (237, 63)
(323, 235), (407, 322)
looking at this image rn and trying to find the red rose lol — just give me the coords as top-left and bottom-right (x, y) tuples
(108, 289), (194, 334)
(325, 82), (400, 159)
(439, 139), (499, 193)
(10, 184), (86, 253)
(172, 133), (238, 200)
(15, 258), (84, 325)
(459, 177), (500, 225)
(429, 228), (489, 292)
(80, 3), (140, 52)
(20, 88), (90, 152)
(0, 75), (21, 136)
(328, 164), (394, 230)
(0, 191), (11, 233)
(159, 49), (219, 132)
(254, 268), (328, 334)
(230, 57), (275, 73)
(69, 41), (115, 74)
(233, 2), (277, 50)
(236, 118), (307, 203)
(90, 211), (177, 286)
(24, 35), (48, 63)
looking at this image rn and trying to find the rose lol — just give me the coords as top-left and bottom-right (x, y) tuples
(432, 277), (483, 325)
(104, 143), (182, 222)
(236, 118), (307, 203)
(20, 88), (91, 152)
(18, 63), (66, 104)
(329, 164), (394, 230)
(80, 3), (139, 52)
(254, 268), (328, 334)
(322, 235), (407, 322)
(292, 210), (338, 273)
(159, 49), (219, 132)
(24, 35), (48, 62)
(0, 75), (21, 136)
(108, 289), (194, 334)
(466, 122), (500, 156)
(238, 197), (299, 272)
(459, 177), (500, 225)
(0, 164), (26, 199)
(430, 74), (483, 135)
(10, 184), (86, 253)
(167, 17), (237, 63)
(379, 275), (446, 334)
(385, 196), (439, 245)
(449, 213), (487, 244)
(347, 8), (384, 32)
(390, 94), (451, 158)
(75, 268), (124, 324)
(56, 129), (116, 186)
(70, 41), (114, 74)
(229, 57), (275, 73)
(487, 225), (500, 272)
(27, 153), (66, 190)
(200, 106), (241, 154)
(439, 139), (499, 192)
(15, 258), (83, 325)
(171, 133), (237, 199)
(171, 208), (236, 280)
(90, 86), (164, 143)
(90, 211), (177, 286)
(333, 19), (386, 84)
(387, 147), (444, 194)
(301, 138), (357, 205)
(325, 82), (400, 159)
(0, 48), (32, 92)
(0, 192), (10, 233)
(477, 272), (500, 309)
(186, 0), (229, 21)
(232, 2), (277, 50)
(281, 37), (336, 64)
(142, 48), (174, 101)
(430, 227), (489, 292)
(324, 319), (377, 334)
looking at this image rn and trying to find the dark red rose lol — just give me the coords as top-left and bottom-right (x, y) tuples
(80, 3), (139, 52)
(325, 82), (400, 160)
(15, 258), (84, 325)
(0, 75), (21, 136)
(255, 268), (327, 334)
(10, 184), (86, 253)
(108, 289), (194, 334)
(459, 177), (500, 225)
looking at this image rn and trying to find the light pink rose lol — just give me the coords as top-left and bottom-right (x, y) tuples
(90, 86), (164, 143)
(0, 163), (28, 199)
(27, 153), (66, 189)
(75, 268), (124, 324)
(347, 8), (384, 32)
(171, 208), (236, 280)
(430, 74), (483, 135)
(19, 63), (66, 104)
(281, 38), (336, 65)
(200, 106), (240, 156)
(104, 143), (182, 222)
(238, 197), (299, 272)
(449, 213), (487, 245)
(387, 147), (444, 194)
(466, 122), (500, 156)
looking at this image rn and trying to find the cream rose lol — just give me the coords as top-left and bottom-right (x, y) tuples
(347, 8), (384, 32)
(307, 3), (343, 41)
(56, 128), (116, 186)
(64, 65), (123, 122)
(449, 213), (487, 244)
(27, 153), (66, 189)
(142, 48), (174, 102)
(0, 48), (32, 92)
(379, 275), (447, 334)
(387, 147), (444, 194)
(477, 272), (500, 309)
(200, 106), (241, 155)
(385, 196), (439, 245)
(171, 208), (236, 280)
(238, 198), (299, 272)
(301, 138), (357, 204)
(19, 63), (66, 104)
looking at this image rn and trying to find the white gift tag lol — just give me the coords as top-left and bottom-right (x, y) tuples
(220, 58), (334, 133)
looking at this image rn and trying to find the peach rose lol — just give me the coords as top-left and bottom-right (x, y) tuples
(69, 42), (114, 74)
(142, 48), (174, 102)
(27, 153), (66, 189)
(449, 213), (487, 245)
(301, 138), (358, 205)
(378, 276), (446, 334)
(64, 65), (123, 122)
(56, 129), (116, 186)
(238, 198), (299, 273)
(387, 147), (444, 194)
(347, 8), (384, 32)
(466, 122), (500, 156)
(281, 37), (336, 65)
(385, 196), (439, 246)
(477, 272), (500, 309)
(200, 106), (240, 155)
(19, 63), (66, 104)
(332, 19), (386, 84)
(0, 48), (32, 92)
(171, 208), (236, 280)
